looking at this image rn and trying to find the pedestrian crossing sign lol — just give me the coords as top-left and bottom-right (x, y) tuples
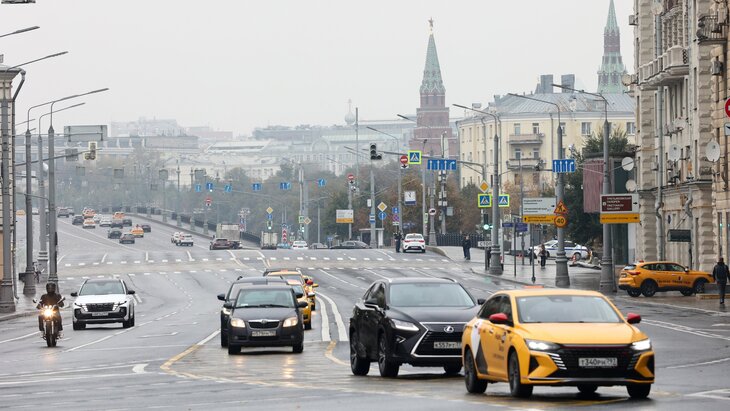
(478, 194), (492, 208)
(408, 150), (422, 165)
(498, 194), (510, 208)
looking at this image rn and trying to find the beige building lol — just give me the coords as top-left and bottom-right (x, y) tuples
(457, 77), (635, 191)
(633, 0), (718, 271)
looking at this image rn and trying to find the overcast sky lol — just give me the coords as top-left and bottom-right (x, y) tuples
(1, 0), (634, 136)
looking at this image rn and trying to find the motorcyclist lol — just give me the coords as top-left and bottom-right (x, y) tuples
(38, 282), (64, 338)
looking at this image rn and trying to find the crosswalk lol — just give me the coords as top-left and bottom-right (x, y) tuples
(61, 255), (450, 267)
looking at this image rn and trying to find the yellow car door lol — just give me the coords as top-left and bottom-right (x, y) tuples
(651, 263), (670, 287)
(666, 263), (687, 287)
(484, 295), (509, 380)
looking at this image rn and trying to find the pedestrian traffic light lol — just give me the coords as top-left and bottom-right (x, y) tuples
(482, 213), (491, 230)
(369, 143), (381, 160)
(299, 224), (304, 233)
(87, 141), (97, 160)
(266, 220), (272, 230)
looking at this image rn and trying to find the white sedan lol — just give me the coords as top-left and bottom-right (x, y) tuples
(291, 241), (308, 249)
(532, 240), (589, 260)
(402, 233), (426, 253)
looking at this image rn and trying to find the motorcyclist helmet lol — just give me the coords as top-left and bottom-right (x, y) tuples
(46, 282), (57, 294)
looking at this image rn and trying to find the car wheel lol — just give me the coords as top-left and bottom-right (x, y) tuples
(693, 278), (708, 294)
(350, 331), (370, 376)
(508, 351), (533, 398)
(421, 249), (426, 253)
(626, 383), (651, 399)
(228, 344), (241, 355)
(311, 303), (316, 311)
(378, 333), (399, 378)
(304, 322), (312, 330)
(627, 288), (642, 298)
(72, 322), (85, 330)
(578, 384), (598, 394)
(130, 313), (135, 327)
(573, 252), (581, 261)
(443, 364), (461, 375)
(220, 332), (228, 347)
(292, 342), (304, 354)
(464, 349), (488, 394)
(122, 318), (132, 328)
(680, 289), (694, 296)
(640, 280), (658, 297)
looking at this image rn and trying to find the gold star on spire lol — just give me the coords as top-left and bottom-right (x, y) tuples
(428, 18), (434, 33)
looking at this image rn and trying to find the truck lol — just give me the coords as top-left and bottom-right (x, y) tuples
(260, 231), (278, 250)
(216, 223), (242, 249)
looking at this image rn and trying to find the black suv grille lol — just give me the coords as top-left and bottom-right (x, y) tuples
(551, 345), (638, 379)
(87, 303), (114, 312)
(248, 320), (279, 329)
(414, 331), (462, 356)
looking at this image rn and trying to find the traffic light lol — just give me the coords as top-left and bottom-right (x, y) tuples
(482, 213), (491, 231)
(266, 220), (272, 230)
(87, 141), (97, 160)
(369, 143), (381, 160)
(299, 224), (305, 233)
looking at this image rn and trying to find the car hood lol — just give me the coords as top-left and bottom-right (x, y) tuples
(388, 306), (478, 324)
(74, 294), (129, 304)
(230, 307), (298, 320)
(518, 323), (646, 344)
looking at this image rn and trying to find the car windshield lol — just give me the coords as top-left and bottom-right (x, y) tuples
(516, 295), (622, 323)
(290, 284), (304, 295)
(405, 234), (423, 240)
(389, 283), (474, 308)
(79, 281), (125, 296)
(235, 289), (294, 308)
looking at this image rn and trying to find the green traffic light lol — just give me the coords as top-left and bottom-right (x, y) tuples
(483, 224), (491, 230)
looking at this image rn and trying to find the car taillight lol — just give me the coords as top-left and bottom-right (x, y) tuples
(626, 271), (640, 275)
(418, 240), (424, 243)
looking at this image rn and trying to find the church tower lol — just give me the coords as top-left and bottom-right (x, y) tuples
(412, 20), (454, 157)
(597, 0), (627, 93)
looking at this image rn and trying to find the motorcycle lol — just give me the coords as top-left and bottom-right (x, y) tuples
(34, 297), (65, 347)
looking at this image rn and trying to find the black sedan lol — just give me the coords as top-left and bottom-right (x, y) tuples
(331, 240), (370, 249)
(140, 224), (151, 233)
(72, 215), (84, 225)
(217, 277), (288, 347)
(224, 285), (308, 354)
(349, 278), (483, 378)
(107, 229), (123, 239)
(119, 233), (135, 244)
(122, 218), (133, 227)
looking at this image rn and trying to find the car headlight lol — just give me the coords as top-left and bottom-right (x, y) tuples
(283, 317), (299, 327)
(230, 318), (246, 328)
(391, 319), (419, 332)
(221, 307), (231, 315)
(525, 339), (560, 351)
(631, 339), (652, 351)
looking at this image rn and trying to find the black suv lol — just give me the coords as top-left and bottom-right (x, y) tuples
(223, 284), (308, 355)
(122, 218), (133, 227)
(107, 229), (123, 239)
(217, 276), (288, 347)
(72, 215), (84, 225)
(349, 278), (484, 378)
(57, 207), (70, 218)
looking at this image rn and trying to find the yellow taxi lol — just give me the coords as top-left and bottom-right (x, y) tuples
(83, 208), (96, 219)
(286, 279), (312, 330)
(264, 269), (305, 284)
(130, 226), (145, 238)
(82, 218), (96, 229)
(462, 289), (654, 399)
(618, 261), (713, 297)
(302, 275), (318, 310)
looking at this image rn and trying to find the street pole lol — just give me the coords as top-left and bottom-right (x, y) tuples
(160, 169), (168, 223)
(0, 74), (18, 312)
(480, 118), (489, 271)
(37, 132), (47, 272)
(46, 121), (58, 285)
(519, 153), (525, 265)
(22, 128), (35, 295)
(422, 140), (428, 240)
(369, 158), (376, 248)
(600, 115), (613, 292)
(347, 182), (352, 240)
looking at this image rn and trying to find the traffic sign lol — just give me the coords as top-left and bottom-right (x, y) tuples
(298, 216), (305, 224)
(523, 197), (556, 215)
(252, 183), (262, 191)
(428, 208), (437, 216)
(478, 194), (491, 208)
(317, 178), (326, 187)
(427, 158), (457, 171)
(279, 182), (291, 190)
(336, 209), (354, 223)
(392, 206), (399, 214)
(194, 184), (202, 193)
(479, 181), (489, 193)
(377, 202), (387, 212)
(266, 207), (273, 214)
(205, 196), (212, 206)
(400, 155), (409, 165)
(378, 211), (387, 220)
(408, 150), (422, 165)
(266, 213), (273, 220)
(516, 222), (528, 232)
(392, 214), (399, 222)
(498, 194), (510, 208)
(554, 200), (568, 215)
(347, 173), (355, 181)
(304, 217), (312, 225)
(369, 214), (376, 223)
(725, 123), (730, 136)
(554, 215), (568, 228)
(523, 215), (555, 224)
(552, 159), (576, 173)
(423, 213), (429, 223)
(224, 184), (232, 193)
(404, 191), (417, 205)
(502, 222), (514, 228)
(206, 182), (214, 191)
(725, 98), (730, 118)
(600, 193), (639, 224)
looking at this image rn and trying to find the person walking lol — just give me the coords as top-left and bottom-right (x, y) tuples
(394, 231), (402, 253)
(462, 235), (472, 261)
(712, 257), (729, 305)
(539, 244), (547, 268)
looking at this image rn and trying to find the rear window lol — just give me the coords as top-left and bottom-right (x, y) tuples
(623, 264), (637, 270)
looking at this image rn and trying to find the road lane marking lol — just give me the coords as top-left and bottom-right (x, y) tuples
(363, 268), (391, 280)
(0, 332), (38, 345)
(187, 250), (194, 261)
(145, 252), (149, 261)
(101, 253), (107, 263)
(133, 292), (142, 304)
(316, 292), (348, 342)
(318, 269), (364, 290)
(65, 335), (115, 352)
(318, 294), (331, 342)
(132, 363), (148, 374)
(668, 356), (730, 369)
(141, 332), (179, 338)
(324, 341), (349, 367)
(643, 319), (730, 342)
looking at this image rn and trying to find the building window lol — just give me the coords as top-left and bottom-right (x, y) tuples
(626, 122), (636, 135)
(514, 148), (522, 159)
(514, 174), (521, 184)
(581, 122), (592, 136)
(532, 123), (540, 134)
(514, 123), (521, 135)
(532, 148), (540, 159)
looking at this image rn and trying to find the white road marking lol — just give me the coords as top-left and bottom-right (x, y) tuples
(317, 292), (348, 342)
(133, 293), (142, 303)
(132, 363), (148, 374)
(187, 251), (194, 262)
(364, 268), (391, 280)
(297, 257), (304, 261)
(175, 259), (182, 262)
(134, 261), (141, 264)
(687, 388), (730, 400)
(145, 252), (149, 261)
(106, 262), (113, 265)
(148, 260), (155, 263)
(78, 263), (86, 266)
(161, 259), (168, 263)
(202, 258), (208, 262)
(643, 319), (730, 342)
(317, 268), (364, 290)
(101, 253), (107, 263)
(65, 264), (71, 267)
(197, 329), (220, 346)
(243, 257), (250, 261)
(323, 257), (330, 261)
(140, 332), (178, 338)
(318, 294), (331, 342)
(0, 332), (38, 345)
(92, 262), (99, 266)
(336, 257), (343, 261)
(284, 257), (291, 261)
(216, 258), (222, 261)
(65, 335), (115, 352)
(668, 356), (730, 369)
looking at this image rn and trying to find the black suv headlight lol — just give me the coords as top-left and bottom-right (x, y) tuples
(391, 319), (419, 332)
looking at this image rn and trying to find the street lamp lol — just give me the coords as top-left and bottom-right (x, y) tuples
(46, 88), (109, 286)
(367, 127), (404, 240)
(176, 162), (181, 227)
(552, 83), (613, 292)
(454, 104), (503, 275)
(507, 92), (570, 287)
(0, 26), (40, 39)
(159, 169), (169, 223)
(397, 114), (432, 241)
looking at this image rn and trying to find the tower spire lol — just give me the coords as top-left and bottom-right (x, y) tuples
(597, 0), (626, 93)
(420, 19), (445, 95)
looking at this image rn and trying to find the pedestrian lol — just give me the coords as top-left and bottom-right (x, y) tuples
(539, 244), (547, 268)
(394, 231), (402, 253)
(712, 257), (729, 305)
(486, 245), (492, 268)
(462, 235), (471, 260)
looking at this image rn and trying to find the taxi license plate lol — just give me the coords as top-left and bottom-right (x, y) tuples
(91, 312), (108, 317)
(434, 341), (461, 349)
(251, 330), (276, 337)
(579, 357), (617, 368)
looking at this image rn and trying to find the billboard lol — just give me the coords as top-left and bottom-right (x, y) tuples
(336, 209), (354, 224)
(63, 125), (108, 142)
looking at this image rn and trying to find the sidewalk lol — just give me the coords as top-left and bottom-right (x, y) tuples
(0, 293), (39, 322)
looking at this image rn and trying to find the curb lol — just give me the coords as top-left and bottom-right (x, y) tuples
(0, 310), (37, 323)
(425, 246), (447, 257)
(129, 213), (262, 249)
(469, 266), (556, 288)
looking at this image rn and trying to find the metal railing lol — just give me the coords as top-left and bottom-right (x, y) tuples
(697, 15), (727, 44)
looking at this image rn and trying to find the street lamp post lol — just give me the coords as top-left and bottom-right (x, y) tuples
(366, 127), (404, 241)
(454, 104), (503, 275)
(189, 168), (196, 232)
(159, 169), (168, 223)
(176, 163), (181, 227)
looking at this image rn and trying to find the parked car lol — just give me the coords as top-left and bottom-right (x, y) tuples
(402, 233), (426, 253)
(72, 215), (84, 225)
(119, 233), (135, 244)
(71, 278), (136, 330)
(210, 238), (232, 250)
(309, 242), (328, 249)
(291, 241), (308, 249)
(277, 243), (291, 249)
(531, 239), (589, 260)
(107, 229), (123, 239)
(331, 241), (370, 249)
(140, 224), (151, 233)
(618, 261), (713, 297)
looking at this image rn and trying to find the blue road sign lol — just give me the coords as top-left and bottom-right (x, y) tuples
(224, 184), (232, 193)
(498, 194), (510, 207)
(369, 214), (376, 223)
(392, 206), (399, 214)
(552, 159), (576, 173)
(206, 182), (214, 191)
(317, 178), (326, 187)
(427, 158), (458, 171)
(503, 222), (514, 228)
(515, 222), (528, 232)
(194, 184), (202, 193)
(252, 183), (262, 191)
(266, 213), (273, 220)
(279, 182), (291, 190)
(478, 194), (491, 208)
(408, 151), (422, 164)
(378, 211), (387, 220)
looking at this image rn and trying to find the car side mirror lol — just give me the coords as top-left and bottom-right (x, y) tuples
(217, 293), (225, 301)
(223, 302), (234, 309)
(70, 292), (78, 297)
(127, 290), (135, 295)
(307, 292), (315, 298)
(626, 313), (642, 324)
(33, 298), (38, 303)
(295, 292), (304, 299)
(477, 298), (486, 305)
(297, 301), (308, 308)
(489, 313), (511, 325)
(313, 283), (319, 288)
(684, 268), (690, 273)
(364, 297), (380, 309)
